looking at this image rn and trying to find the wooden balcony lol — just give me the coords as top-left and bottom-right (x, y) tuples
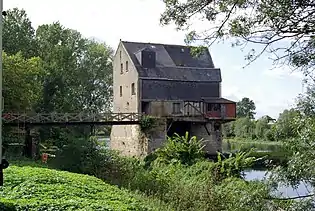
(183, 98), (236, 121)
(142, 98), (236, 123)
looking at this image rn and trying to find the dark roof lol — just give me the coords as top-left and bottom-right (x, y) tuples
(121, 41), (221, 82)
(139, 66), (221, 81)
(202, 97), (236, 104)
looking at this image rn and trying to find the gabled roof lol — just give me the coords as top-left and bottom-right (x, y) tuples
(121, 41), (221, 82)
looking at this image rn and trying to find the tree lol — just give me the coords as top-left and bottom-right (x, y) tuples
(3, 8), (38, 58)
(275, 109), (300, 140)
(296, 84), (315, 117)
(236, 97), (256, 119)
(254, 117), (270, 140)
(222, 122), (235, 138)
(35, 22), (113, 113)
(3, 52), (44, 112)
(160, 0), (315, 75)
(35, 22), (86, 112)
(234, 117), (255, 139)
(74, 39), (113, 112)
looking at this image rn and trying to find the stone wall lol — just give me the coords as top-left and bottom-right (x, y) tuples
(110, 42), (142, 156)
(146, 119), (167, 154)
(110, 125), (145, 157)
(190, 122), (222, 155)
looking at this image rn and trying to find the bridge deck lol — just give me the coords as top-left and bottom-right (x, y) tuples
(2, 112), (142, 126)
(2, 112), (236, 126)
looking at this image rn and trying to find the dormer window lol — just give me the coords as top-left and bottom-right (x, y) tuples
(126, 61), (129, 72)
(120, 63), (123, 74)
(135, 47), (156, 68)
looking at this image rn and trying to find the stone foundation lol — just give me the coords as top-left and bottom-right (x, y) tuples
(190, 122), (222, 155)
(110, 119), (167, 157)
(110, 125), (145, 157)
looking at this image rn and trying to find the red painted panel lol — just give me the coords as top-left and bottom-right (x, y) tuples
(205, 111), (220, 118)
(225, 103), (236, 118)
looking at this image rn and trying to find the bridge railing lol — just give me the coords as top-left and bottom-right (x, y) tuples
(2, 112), (142, 125)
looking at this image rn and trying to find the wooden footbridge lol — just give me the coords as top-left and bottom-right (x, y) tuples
(2, 112), (143, 126)
(1, 112), (146, 159)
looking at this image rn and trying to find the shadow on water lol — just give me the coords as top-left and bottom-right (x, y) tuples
(221, 139), (313, 199)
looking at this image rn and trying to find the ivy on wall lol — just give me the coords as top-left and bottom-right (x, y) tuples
(139, 115), (159, 134)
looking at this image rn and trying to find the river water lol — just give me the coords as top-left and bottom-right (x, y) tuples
(244, 169), (312, 198)
(222, 140), (313, 198)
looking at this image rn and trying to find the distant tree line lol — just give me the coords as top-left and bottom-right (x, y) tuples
(223, 97), (301, 142)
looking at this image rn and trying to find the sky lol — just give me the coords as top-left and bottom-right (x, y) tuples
(4, 0), (305, 119)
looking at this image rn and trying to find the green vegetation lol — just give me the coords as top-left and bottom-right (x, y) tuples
(0, 165), (168, 211)
(139, 115), (159, 133)
(3, 8), (113, 156)
(152, 132), (205, 166)
(3, 4), (315, 210)
(1, 134), (292, 211)
(222, 97), (300, 143)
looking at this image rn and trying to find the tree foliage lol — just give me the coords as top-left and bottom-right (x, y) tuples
(275, 109), (300, 139)
(296, 84), (315, 117)
(233, 117), (255, 139)
(35, 22), (113, 113)
(3, 52), (44, 112)
(236, 97), (256, 119)
(3, 8), (114, 156)
(160, 0), (315, 74)
(254, 116), (270, 140)
(3, 8), (38, 58)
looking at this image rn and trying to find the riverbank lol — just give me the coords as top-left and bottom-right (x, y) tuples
(222, 138), (288, 168)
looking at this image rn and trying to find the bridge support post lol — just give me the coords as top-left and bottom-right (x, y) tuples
(90, 125), (95, 136)
(24, 126), (32, 158)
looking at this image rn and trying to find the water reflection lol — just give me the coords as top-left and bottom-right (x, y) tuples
(244, 170), (313, 199)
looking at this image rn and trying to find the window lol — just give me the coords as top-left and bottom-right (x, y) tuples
(120, 63), (123, 74)
(119, 86), (122, 97)
(119, 51), (122, 60)
(213, 104), (221, 111)
(131, 83), (135, 95)
(207, 103), (212, 111)
(126, 61), (129, 71)
(207, 103), (220, 111)
(172, 103), (181, 114)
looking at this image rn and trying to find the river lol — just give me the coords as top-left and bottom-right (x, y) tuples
(223, 139), (314, 199)
(244, 169), (312, 198)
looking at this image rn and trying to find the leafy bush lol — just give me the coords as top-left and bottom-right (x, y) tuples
(213, 151), (258, 181)
(51, 136), (109, 174)
(124, 161), (273, 211)
(139, 115), (158, 133)
(152, 132), (205, 166)
(0, 165), (169, 211)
